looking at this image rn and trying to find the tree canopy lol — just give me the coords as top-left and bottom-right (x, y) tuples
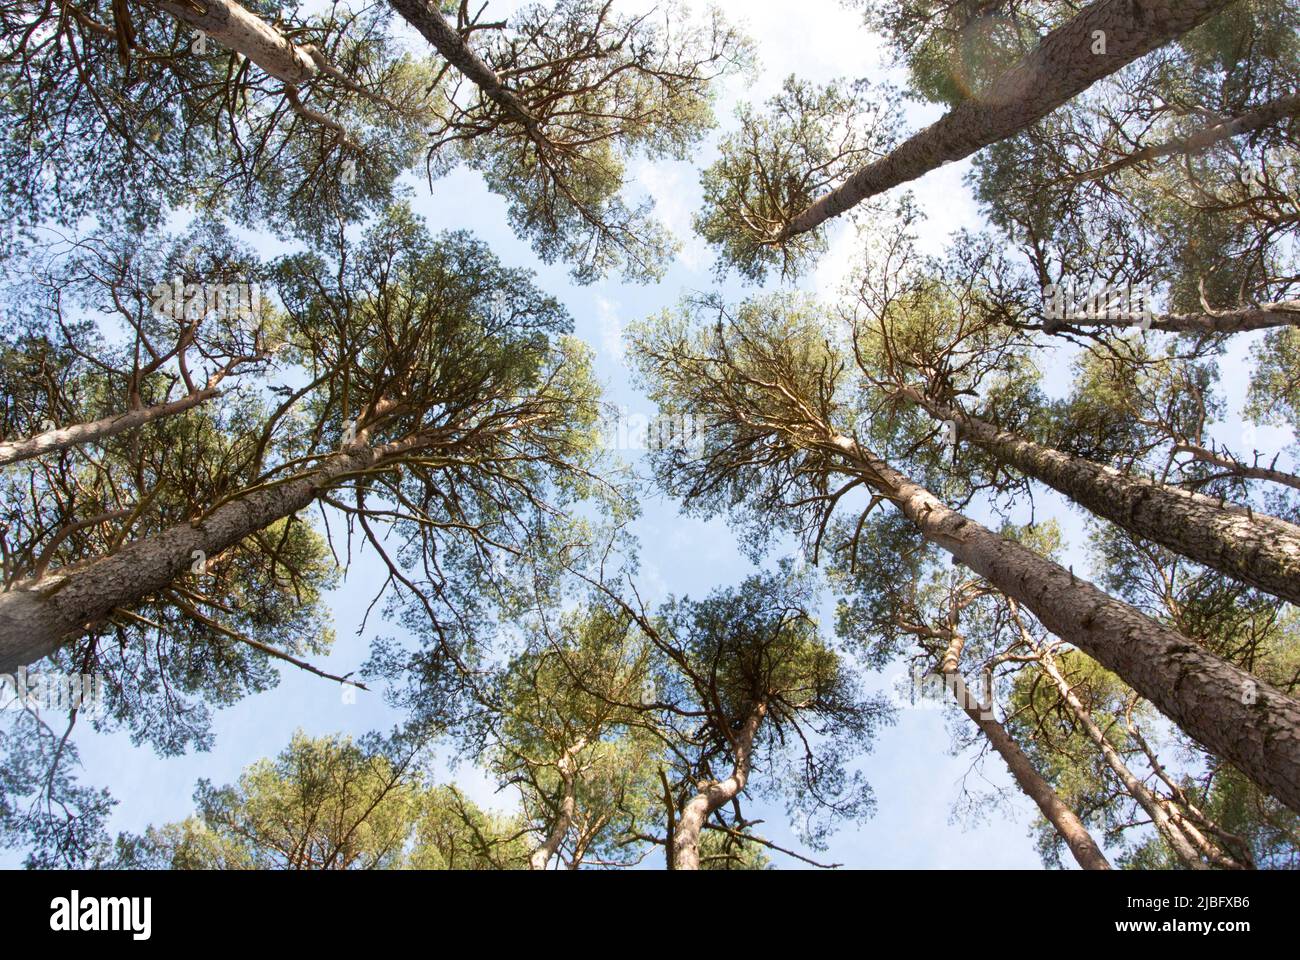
(3, 0), (1300, 873)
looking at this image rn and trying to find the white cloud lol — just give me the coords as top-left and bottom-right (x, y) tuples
(720, 0), (890, 103)
(596, 296), (626, 366)
(632, 157), (710, 273)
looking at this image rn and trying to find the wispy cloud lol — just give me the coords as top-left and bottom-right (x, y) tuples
(596, 296), (626, 367)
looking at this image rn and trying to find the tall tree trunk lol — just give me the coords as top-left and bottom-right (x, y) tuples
(154, 0), (322, 84)
(0, 434), (416, 672)
(1050, 301), (1300, 334)
(1127, 721), (1256, 868)
(1070, 92), (1300, 184)
(939, 632), (1111, 870)
(779, 0), (1236, 239)
(1030, 642), (1209, 868)
(673, 702), (766, 870)
(386, 0), (541, 130)
(528, 739), (584, 870)
(903, 390), (1300, 606)
(0, 389), (218, 467)
(825, 432), (1300, 815)
(525, 790), (572, 868)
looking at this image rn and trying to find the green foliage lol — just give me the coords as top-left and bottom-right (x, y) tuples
(119, 731), (526, 869)
(1248, 327), (1300, 428)
(0, 705), (117, 868)
(487, 605), (661, 868)
(432, 0), (749, 282)
(0, 1), (439, 245)
(6, 0), (1300, 874)
(653, 566), (892, 851)
(862, 0), (1046, 107)
(695, 76), (900, 281)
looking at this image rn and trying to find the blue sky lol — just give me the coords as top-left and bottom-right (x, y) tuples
(4, 0), (1289, 869)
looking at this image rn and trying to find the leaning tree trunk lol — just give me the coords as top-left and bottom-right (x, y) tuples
(0, 435), (414, 672)
(779, 0), (1236, 239)
(1050, 301), (1300, 335)
(673, 702), (766, 870)
(1032, 647), (1211, 868)
(528, 797), (574, 870)
(904, 391), (1300, 606)
(0, 389), (218, 467)
(1127, 721), (1256, 868)
(386, 0), (541, 131)
(528, 739), (584, 870)
(826, 433), (1300, 815)
(939, 634), (1111, 870)
(1071, 92), (1300, 184)
(153, 0), (387, 136)
(154, 0), (323, 84)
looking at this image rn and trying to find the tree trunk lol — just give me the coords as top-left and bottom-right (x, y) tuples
(780, 0), (1236, 238)
(154, 0), (320, 84)
(939, 634), (1111, 870)
(1070, 92), (1300, 184)
(1052, 301), (1300, 334)
(673, 702), (766, 870)
(528, 740), (584, 870)
(0, 436), (410, 672)
(154, 0), (392, 140)
(905, 391), (1300, 606)
(386, 0), (540, 129)
(0, 389), (218, 467)
(1032, 645), (1208, 868)
(1127, 721), (1255, 868)
(827, 433), (1300, 815)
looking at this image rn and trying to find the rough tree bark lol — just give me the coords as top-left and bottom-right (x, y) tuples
(0, 432), (419, 672)
(939, 632), (1111, 870)
(902, 390), (1300, 606)
(779, 0), (1237, 239)
(825, 432), (1300, 815)
(1049, 301), (1300, 335)
(386, 0), (541, 130)
(673, 701), (766, 870)
(1030, 641), (1211, 868)
(0, 388), (218, 467)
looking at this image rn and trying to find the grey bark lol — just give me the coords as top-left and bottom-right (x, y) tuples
(386, 0), (541, 129)
(906, 391), (1300, 606)
(673, 702), (766, 870)
(940, 636), (1111, 870)
(0, 438), (400, 672)
(781, 0), (1237, 238)
(828, 433), (1300, 815)
(1071, 92), (1300, 183)
(0, 389), (218, 467)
